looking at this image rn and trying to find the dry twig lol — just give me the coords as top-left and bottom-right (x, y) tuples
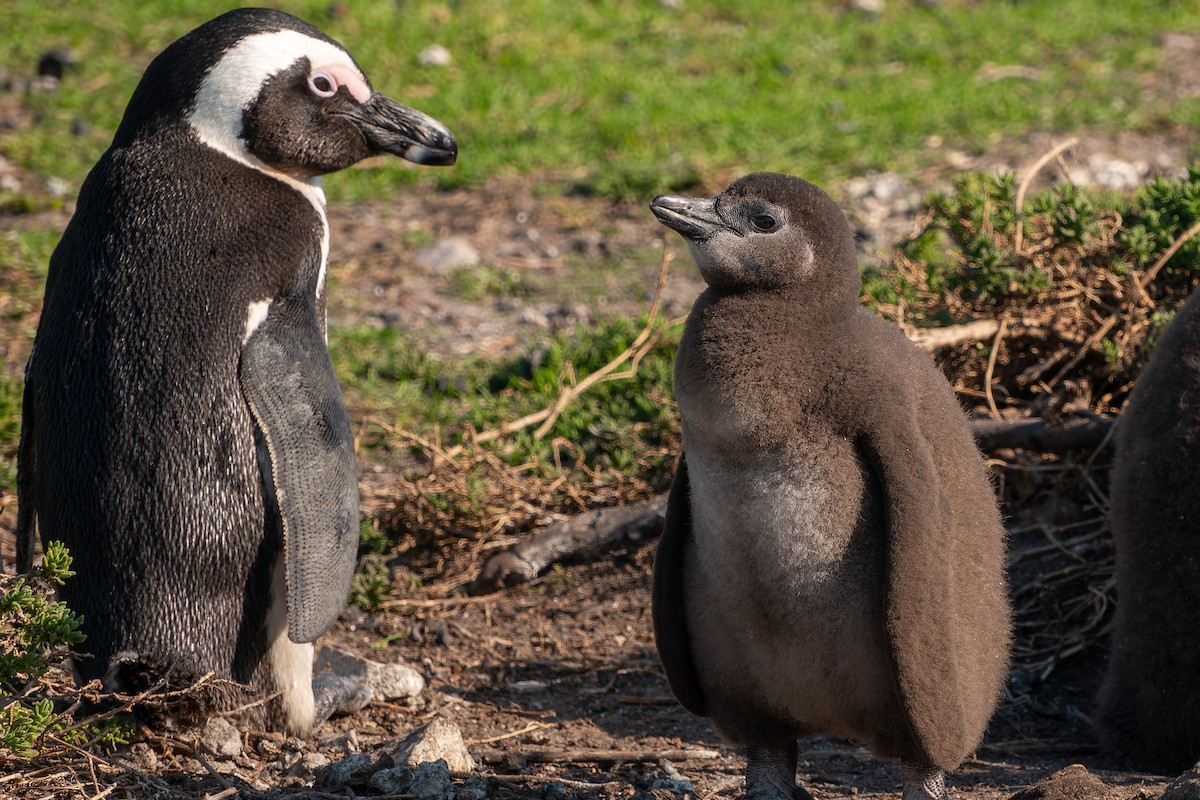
(1014, 137), (1079, 256)
(443, 242), (674, 456)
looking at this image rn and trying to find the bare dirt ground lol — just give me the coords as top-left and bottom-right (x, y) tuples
(3, 130), (1198, 798)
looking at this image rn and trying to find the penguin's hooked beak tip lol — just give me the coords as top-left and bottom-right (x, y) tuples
(650, 194), (722, 240)
(402, 137), (458, 167)
(352, 94), (458, 166)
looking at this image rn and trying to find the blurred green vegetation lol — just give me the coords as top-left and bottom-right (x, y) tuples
(1, 0), (1197, 203)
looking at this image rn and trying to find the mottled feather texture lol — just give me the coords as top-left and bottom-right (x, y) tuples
(652, 173), (1012, 771)
(14, 8), (454, 735)
(1097, 290), (1200, 771)
(18, 126), (323, 717)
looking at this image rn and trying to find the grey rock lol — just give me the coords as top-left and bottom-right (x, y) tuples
(844, 176), (871, 200)
(0, 161), (21, 193)
(29, 75), (60, 93)
(418, 44), (453, 67)
(280, 748), (329, 780)
(1088, 155), (1143, 191)
(414, 236), (480, 272)
(313, 752), (376, 789)
(1009, 764), (1119, 800)
(867, 171), (909, 203)
(1163, 765), (1200, 800)
(651, 760), (694, 795)
(368, 766), (414, 795)
(1163, 33), (1198, 52)
(456, 776), (491, 800)
(410, 760), (453, 800)
(518, 307), (551, 328)
(303, 752), (331, 772)
(129, 742), (159, 771)
(312, 670), (373, 726)
(201, 717), (242, 759)
(316, 645), (425, 701)
(45, 177), (70, 198)
(389, 717), (475, 774)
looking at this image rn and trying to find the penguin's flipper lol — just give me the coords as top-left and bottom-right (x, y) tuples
(859, 419), (964, 770)
(239, 299), (359, 644)
(15, 375), (38, 573)
(651, 455), (708, 716)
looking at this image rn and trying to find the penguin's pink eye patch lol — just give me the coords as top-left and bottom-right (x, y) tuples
(307, 65), (370, 103)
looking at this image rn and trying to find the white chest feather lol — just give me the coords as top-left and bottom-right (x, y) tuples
(681, 434), (893, 739)
(685, 441), (867, 588)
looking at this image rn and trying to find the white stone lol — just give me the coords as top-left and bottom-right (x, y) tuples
(414, 236), (480, 272)
(418, 45), (452, 67)
(390, 717), (475, 774)
(200, 717), (242, 759)
(315, 645), (425, 701)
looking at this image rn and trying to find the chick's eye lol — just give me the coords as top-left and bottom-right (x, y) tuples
(308, 72), (338, 98)
(751, 213), (777, 232)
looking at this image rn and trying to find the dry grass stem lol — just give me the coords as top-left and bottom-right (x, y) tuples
(1014, 137), (1079, 256)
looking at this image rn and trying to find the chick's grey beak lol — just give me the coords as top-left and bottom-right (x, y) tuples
(352, 93), (457, 166)
(650, 194), (724, 240)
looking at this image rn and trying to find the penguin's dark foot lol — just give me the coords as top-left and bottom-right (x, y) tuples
(744, 744), (814, 800)
(311, 672), (372, 727)
(900, 761), (948, 800)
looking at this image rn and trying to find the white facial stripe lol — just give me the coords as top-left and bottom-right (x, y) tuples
(189, 29), (334, 306)
(190, 29), (365, 153)
(187, 29), (359, 210)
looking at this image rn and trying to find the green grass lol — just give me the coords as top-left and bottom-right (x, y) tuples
(1, 0), (1197, 203)
(3, 0), (1200, 508)
(0, 228), (57, 487)
(334, 315), (680, 476)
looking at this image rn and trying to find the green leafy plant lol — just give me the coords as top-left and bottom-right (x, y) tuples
(350, 521), (393, 611)
(0, 541), (85, 757)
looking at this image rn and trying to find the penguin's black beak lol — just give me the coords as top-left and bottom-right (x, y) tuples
(650, 194), (728, 240)
(346, 93), (457, 166)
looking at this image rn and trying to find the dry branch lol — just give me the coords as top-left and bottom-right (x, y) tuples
(481, 747), (721, 765)
(971, 415), (1115, 452)
(1045, 218), (1200, 388)
(469, 495), (667, 595)
(1014, 137), (1078, 256)
(907, 317), (1074, 351)
(467, 414), (1115, 593)
(442, 242), (675, 457)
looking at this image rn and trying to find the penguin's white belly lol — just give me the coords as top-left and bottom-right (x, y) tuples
(683, 439), (895, 741)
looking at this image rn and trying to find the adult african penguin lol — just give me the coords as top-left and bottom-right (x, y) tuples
(650, 173), (1012, 800)
(1096, 290), (1200, 771)
(15, 8), (456, 735)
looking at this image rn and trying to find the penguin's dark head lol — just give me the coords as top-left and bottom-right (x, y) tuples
(117, 8), (456, 177)
(650, 172), (859, 303)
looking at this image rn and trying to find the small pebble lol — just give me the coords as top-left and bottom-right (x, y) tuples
(418, 44), (452, 67)
(410, 760), (453, 800)
(200, 717), (242, 759)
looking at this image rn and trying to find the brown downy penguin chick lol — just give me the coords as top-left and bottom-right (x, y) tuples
(649, 172), (1012, 800)
(1097, 292), (1200, 771)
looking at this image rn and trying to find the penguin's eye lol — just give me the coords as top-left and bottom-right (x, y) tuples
(308, 72), (338, 98)
(750, 213), (778, 232)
